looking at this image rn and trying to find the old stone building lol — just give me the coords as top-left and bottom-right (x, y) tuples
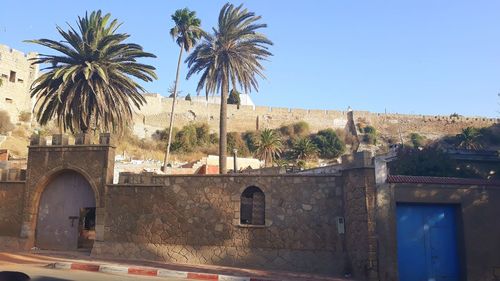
(0, 135), (499, 281)
(0, 44), (39, 123)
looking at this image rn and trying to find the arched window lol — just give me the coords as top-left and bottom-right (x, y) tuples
(240, 186), (265, 225)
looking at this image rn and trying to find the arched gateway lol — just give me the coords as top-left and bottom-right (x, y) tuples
(35, 171), (96, 250)
(20, 133), (115, 252)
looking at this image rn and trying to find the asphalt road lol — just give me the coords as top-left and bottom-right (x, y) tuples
(0, 265), (184, 281)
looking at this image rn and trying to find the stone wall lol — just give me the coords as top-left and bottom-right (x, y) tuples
(133, 94), (498, 142)
(95, 174), (350, 276)
(0, 44), (38, 123)
(0, 181), (25, 237)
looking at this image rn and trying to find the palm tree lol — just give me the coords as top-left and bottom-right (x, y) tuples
(186, 4), (273, 174)
(456, 127), (482, 150)
(27, 10), (157, 133)
(255, 129), (282, 167)
(163, 8), (204, 171)
(293, 138), (319, 160)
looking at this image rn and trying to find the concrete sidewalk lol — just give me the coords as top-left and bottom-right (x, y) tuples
(0, 251), (352, 281)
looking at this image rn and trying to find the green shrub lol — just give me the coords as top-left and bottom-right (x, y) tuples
(185, 94), (192, 101)
(209, 132), (219, 144)
(0, 111), (14, 134)
(363, 125), (377, 144)
(227, 132), (249, 156)
(195, 123), (210, 145)
(312, 129), (346, 158)
(293, 121), (310, 137)
(279, 121), (310, 139)
(242, 131), (259, 153)
(409, 133), (425, 148)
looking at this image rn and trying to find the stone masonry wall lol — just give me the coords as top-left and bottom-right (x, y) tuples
(133, 94), (498, 141)
(0, 44), (38, 123)
(0, 182), (25, 237)
(94, 174), (349, 276)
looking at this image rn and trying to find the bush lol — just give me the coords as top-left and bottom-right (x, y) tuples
(389, 147), (480, 178)
(312, 129), (346, 158)
(279, 121), (310, 139)
(209, 132), (219, 144)
(242, 131), (259, 153)
(409, 133), (425, 148)
(195, 123), (210, 145)
(363, 125), (377, 144)
(227, 132), (250, 156)
(0, 111), (14, 134)
(185, 94), (192, 101)
(293, 121), (310, 137)
(18, 111), (31, 122)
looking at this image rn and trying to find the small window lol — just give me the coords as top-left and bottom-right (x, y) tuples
(1, 74), (7, 79)
(17, 78), (23, 83)
(5, 98), (13, 104)
(240, 186), (265, 225)
(9, 71), (16, 83)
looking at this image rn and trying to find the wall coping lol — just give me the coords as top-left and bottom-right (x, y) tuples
(387, 175), (500, 187)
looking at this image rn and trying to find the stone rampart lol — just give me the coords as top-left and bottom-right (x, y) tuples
(133, 95), (499, 140)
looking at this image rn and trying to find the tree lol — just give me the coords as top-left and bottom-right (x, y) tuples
(227, 89), (241, 109)
(312, 129), (345, 158)
(292, 137), (318, 160)
(456, 127), (482, 150)
(389, 146), (480, 178)
(27, 11), (157, 133)
(255, 129), (283, 167)
(186, 3), (273, 174)
(163, 8), (204, 171)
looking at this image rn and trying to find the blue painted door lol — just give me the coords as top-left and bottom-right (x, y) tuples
(397, 204), (460, 281)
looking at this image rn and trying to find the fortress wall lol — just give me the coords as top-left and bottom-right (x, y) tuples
(133, 97), (498, 140)
(0, 45), (39, 123)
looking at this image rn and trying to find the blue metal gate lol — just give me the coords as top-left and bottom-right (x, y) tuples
(397, 203), (460, 281)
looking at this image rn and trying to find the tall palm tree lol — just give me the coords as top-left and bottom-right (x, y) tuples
(255, 129), (282, 167)
(163, 8), (204, 171)
(293, 138), (319, 160)
(27, 10), (157, 133)
(456, 127), (482, 150)
(186, 4), (272, 174)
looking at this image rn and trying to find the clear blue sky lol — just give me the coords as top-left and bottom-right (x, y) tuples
(1, 1), (499, 117)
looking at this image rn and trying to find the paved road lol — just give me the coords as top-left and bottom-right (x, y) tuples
(0, 265), (184, 281)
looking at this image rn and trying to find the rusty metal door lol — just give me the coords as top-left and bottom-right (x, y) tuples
(35, 171), (95, 250)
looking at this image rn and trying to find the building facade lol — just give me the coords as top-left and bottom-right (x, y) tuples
(0, 44), (38, 123)
(0, 135), (499, 280)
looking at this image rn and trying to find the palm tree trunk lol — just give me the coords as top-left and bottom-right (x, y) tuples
(219, 75), (229, 174)
(162, 46), (184, 172)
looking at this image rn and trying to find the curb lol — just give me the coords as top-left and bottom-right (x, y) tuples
(48, 262), (280, 281)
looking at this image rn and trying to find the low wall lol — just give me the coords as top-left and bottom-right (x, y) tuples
(0, 181), (25, 237)
(377, 182), (500, 281)
(95, 174), (348, 275)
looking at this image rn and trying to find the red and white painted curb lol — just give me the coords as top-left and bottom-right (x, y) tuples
(49, 262), (279, 281)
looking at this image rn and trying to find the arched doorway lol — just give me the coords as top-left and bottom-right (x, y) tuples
(35, 171), (96, 250)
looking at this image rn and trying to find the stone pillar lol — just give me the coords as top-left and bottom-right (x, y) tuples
(99, 133), (112, 145)
(51, 134), (69, 145)
(75, 133), (92, 145)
